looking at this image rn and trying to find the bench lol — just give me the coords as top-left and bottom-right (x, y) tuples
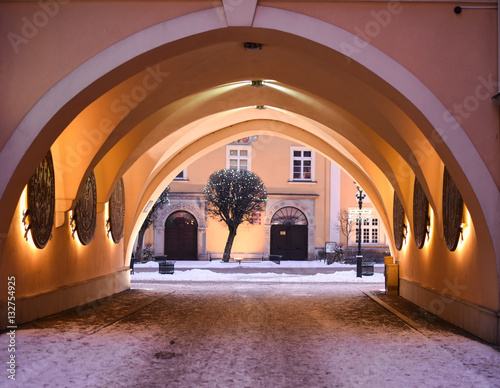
(232, 257), (264, 265)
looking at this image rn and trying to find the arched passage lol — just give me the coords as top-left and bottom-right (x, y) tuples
(0, 3), (498, 344)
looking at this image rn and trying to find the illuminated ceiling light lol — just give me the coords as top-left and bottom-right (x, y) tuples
(255, 105), (267, 110)
(251, 80), (264, 87)
(243, 42), (262, 51)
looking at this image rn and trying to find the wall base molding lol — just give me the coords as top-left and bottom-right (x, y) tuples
(400, 278), (500, 345)
(1, 270), (130, 330)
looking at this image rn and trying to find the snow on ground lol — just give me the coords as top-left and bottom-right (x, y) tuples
(135, 260), (385, 269)
(3, 283), (499, 388)
(132, 268), (385, 283)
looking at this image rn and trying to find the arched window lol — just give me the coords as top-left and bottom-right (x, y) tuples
(271, 207), (307, 225)
(165, 211), (197, 227)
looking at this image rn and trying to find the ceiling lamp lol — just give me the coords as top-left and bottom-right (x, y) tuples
(244, 42), (262, 51)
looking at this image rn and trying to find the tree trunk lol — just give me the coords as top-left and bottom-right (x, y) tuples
(134, 223), (148, 262)
(222, 227), (237, 262)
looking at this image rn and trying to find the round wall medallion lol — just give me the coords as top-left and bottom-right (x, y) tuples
(442, 168), (463, 251)
(393, 192), (406, 251)
(109, 178), (125, 243)
(27, 150), (55, 249)
(413, 178), (429, 249)
(74, 171), (97, 245)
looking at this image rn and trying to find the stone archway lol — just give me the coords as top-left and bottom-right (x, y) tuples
(264, 199), (315, 260)
(270, 207), (309, 261)
(153, 196), (207, 260)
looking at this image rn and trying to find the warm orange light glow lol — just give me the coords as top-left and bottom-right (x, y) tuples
(19, 186), (37, 250)
(68, 210), (84, 248)
(426, 208), (434, 243)
(456, 206), (472, 251)
(104, 202), (113, 243)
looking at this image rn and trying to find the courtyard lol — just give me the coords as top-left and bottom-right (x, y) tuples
(2, 276), (499, 387)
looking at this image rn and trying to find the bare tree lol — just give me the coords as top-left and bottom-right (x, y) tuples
(134, 186), (170, 262)
(204, 169), (267, 262)
(335, 209), (355, 254)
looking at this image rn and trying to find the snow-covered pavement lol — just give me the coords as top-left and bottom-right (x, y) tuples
(132, 260), (386, 283)
(2, 282), (499, 387)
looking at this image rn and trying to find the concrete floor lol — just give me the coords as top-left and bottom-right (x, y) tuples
(3, 282), (499, 387)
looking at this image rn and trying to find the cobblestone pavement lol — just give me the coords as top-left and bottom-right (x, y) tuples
(2, 282), (499, 387)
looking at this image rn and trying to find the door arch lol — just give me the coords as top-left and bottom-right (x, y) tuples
(164, 211), (198, 260)
(270, 207), (308, 261)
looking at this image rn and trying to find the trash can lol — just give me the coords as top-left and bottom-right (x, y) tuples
(384, 256), (399, 295)
(269, 255), (282, 264)
(159, 261), (175, 274)
(361, 261), (375, 276)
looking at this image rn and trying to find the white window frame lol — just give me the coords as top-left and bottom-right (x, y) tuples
(351, 210), (379, 245)
(173, 168), (188, 180)
(226, 145), (251, 171)
(290, 146), (315, 182)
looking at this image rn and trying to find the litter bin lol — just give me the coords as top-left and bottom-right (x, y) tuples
(269, 255), (282, 264)
(159, 261), (175, 274)
(361, 261), (375, 276)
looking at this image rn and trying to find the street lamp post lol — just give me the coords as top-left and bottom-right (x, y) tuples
(355, 185), (366, 278)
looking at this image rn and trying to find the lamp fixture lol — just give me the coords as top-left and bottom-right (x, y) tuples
(243, 42), (262, 51)
(492, 92), (500, 106)
(460, 221), (468, 241)
(251, 80), (264, 87)
(70, 211), (77, 239)
(255, 105), (267, 110)
(21, 209), (30, 241)
(402, 222), (408, 242)
(106, 217), (112, 238)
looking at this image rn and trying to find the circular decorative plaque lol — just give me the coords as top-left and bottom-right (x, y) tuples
(74, 171), (97, 245)
(413, 177), (429, 249)
(442, 168), (463, 251)
(109, 178), (125, 243)
(27, 150), (55, 249)
(393, 191), (406, 251)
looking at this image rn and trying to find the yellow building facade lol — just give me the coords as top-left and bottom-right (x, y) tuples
(144, 135), (389, 261)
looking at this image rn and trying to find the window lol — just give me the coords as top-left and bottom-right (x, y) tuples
(353, 216), (379, 244)
(363, 228), (370, 244)
(227, 146), (251, 171)
(173, 168), (187, 180)
(290, 147), (315, 181)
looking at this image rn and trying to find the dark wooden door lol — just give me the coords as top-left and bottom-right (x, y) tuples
(164, 224), (197, 260)
(270, 225), (308, 260)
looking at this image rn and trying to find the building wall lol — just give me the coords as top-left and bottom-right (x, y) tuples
(0, 1), (497, 343)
